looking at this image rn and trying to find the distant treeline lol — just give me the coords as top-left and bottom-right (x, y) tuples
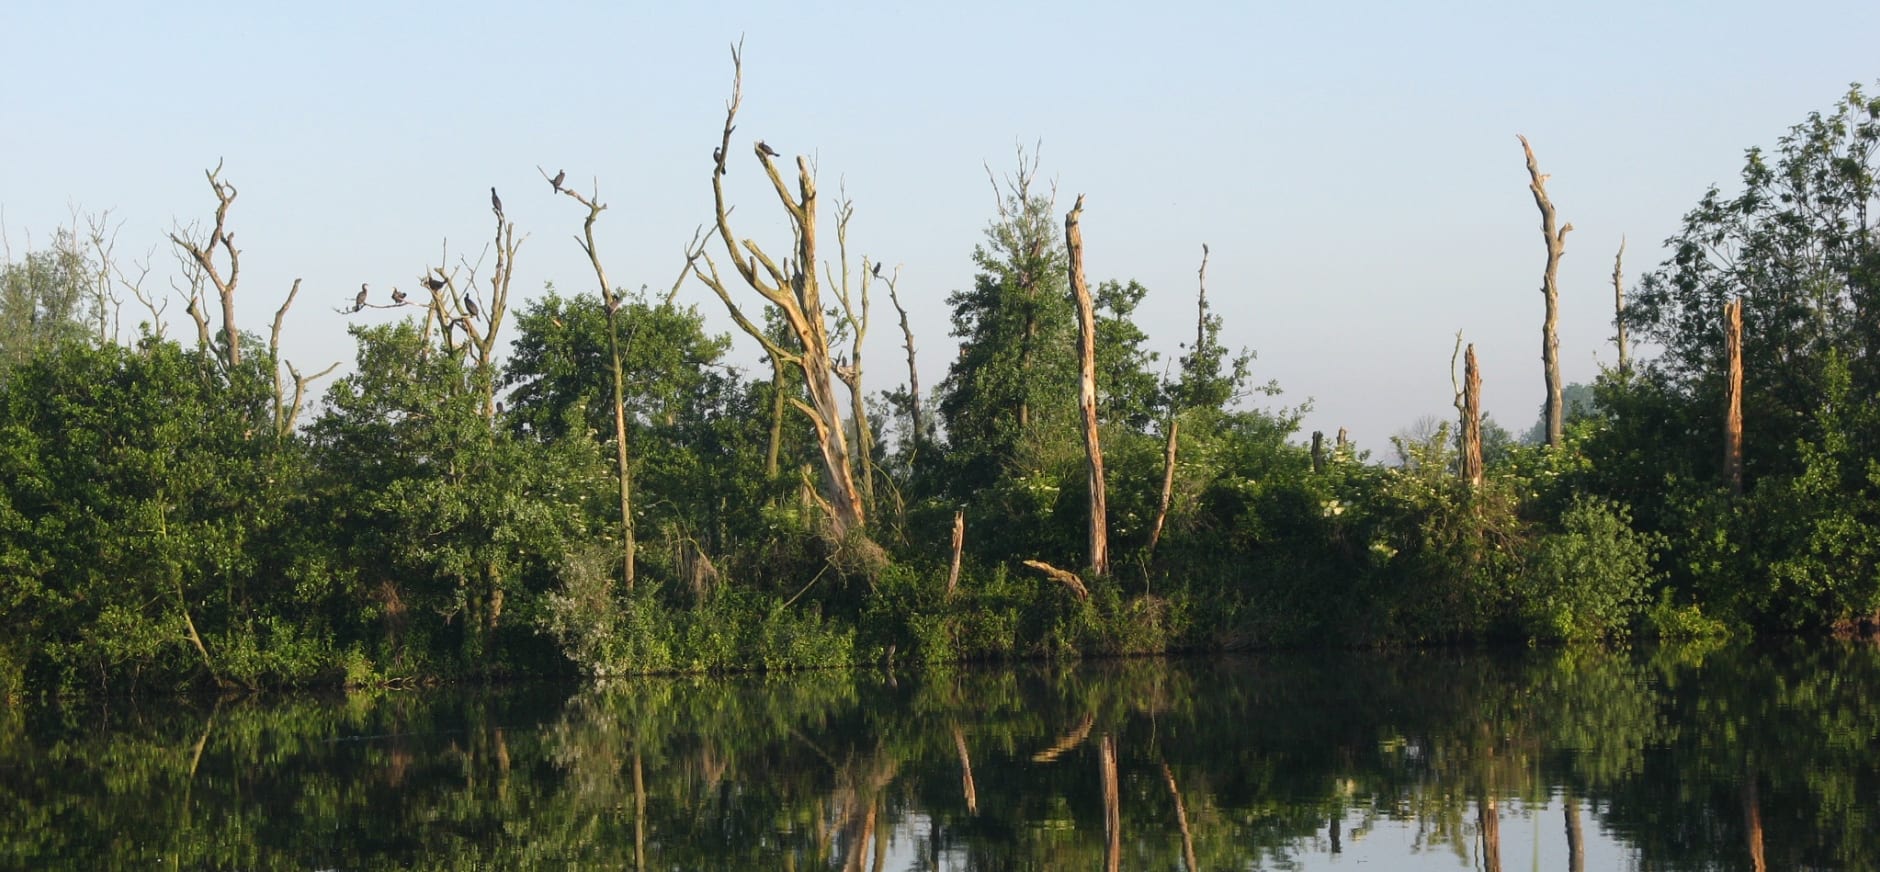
(0, 85), (1877, 697)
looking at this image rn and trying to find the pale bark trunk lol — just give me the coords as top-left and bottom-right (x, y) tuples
(1725, 298), (1744, 495)
(1065, 195), (1108, 575)
(1100, 735), (1121, 872)
(1161, 762), (1198, 872)
(1461, 344), (1484, 488)
(946, 509), (965, 597)
(1613, 236), (1630, 376)
(1519, 135), (1573, 448)
(1148, 418), (1179, 555)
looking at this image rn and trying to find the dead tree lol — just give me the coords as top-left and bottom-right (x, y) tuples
(1452, 333), (1484, 488)
(1612, 236), (1630, 376)
(825, 195), (876, 516)
(1518, 135), (1573, 448)
(1161, 762), (1199, 872)
(946, 509), (965, 597)
(882, 265), (924, 458)
(1100, 735), (1121, 872)
(1311, 430), (1325, 473)
(1149, 243), (1209, 556)
(268, 278), (338, 439)
(1479, 793), (1503, 872)
(1724, 298), (1744, 495)
(552, 170), (638, 589)
(1064, 195), (1109, 575)
(691, 41), (869, 540)
(168, 161), (245, 368)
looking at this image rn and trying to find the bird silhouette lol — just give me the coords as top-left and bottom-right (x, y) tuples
(872, 262), (883, 279)
(490, 187), (503, 218)
(713, 147), (726, 174)
(550, 169), (565, 193)
(757, 140), (780, 157)
(423, 276), (447, 292)
(355, 284), (369, 312)
(464, 292), (482, 320)
(391, 287), (408, 304)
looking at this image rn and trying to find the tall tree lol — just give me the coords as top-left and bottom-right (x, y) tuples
(1064, 195), (1108, 575)
(1518, 135), (1573, 449)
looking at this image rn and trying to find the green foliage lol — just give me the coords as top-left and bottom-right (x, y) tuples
(1517, 498), (1662, 641)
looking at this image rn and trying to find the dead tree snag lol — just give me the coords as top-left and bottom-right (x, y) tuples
(1518, 135), (1573, 448)
(1064, 194), (1108, 575)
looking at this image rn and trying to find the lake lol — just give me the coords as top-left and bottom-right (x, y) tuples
(2, 642), (1876, 870)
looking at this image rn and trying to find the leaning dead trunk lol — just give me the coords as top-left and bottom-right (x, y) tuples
(1064, 195), (1108, 575)
(1518, 135), (1573, 448)
(1724, 298), (1744, 495)
(1148, 417), (1179, 555)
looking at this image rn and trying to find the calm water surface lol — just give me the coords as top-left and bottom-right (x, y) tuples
(4, 642), (1878, 870)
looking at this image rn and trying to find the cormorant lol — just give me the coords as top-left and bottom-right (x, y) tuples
(391, 287), (408, 304)
(355, 284), (369, 312)
(757, 140), (780, 157)
(423, 276), (447, 292)
(550, 170), (565, 193)
(490, 187), (503, 217)
(464, 292), (482, 320)
(872, 262), (883, 279)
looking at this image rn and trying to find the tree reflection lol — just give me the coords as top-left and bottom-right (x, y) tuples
(3, 644), (1880, 869)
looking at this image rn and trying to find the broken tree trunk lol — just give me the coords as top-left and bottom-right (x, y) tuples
(1613, 236), (1629, 377)
(946, 509), (965, 597)
(168, 161), (243, 369)
(1479, 793), (1502, 872)
(1724, 298), (1744, 495)
(1519, 134), (1573, 448)
(1064, 195), (1109, 575)
(1461, 344), (1484, 488)
(1311, 430), (1325, 474)
(1100, 735), (1121, 872)
(1161, 762), (1199, 872)
(1148, 417), (1179, 555)
(1022, 559), (1090, 600)
(883, 266), (924, 457)
(952, 724), (979, 815)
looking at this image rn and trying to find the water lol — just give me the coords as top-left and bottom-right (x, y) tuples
(3, 642), (1877, 870)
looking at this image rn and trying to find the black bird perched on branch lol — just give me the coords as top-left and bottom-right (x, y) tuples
(550, 169), (565, 193)
(464, 292), (481, 320)
(872, 262), (883, 279)
(423, 276), (447, 292)
(391, 287), (408, 304)
(756, 140), (780, 157)
(490, 187), (503, 218)
(713, 147), (725, 173)
(355, 284), (369, 312)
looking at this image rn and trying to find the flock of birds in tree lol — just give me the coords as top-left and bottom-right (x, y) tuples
(348, 142), (831, 321)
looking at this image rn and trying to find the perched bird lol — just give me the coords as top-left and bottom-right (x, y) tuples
(872, 262), (883, 279)
(713, 147), (726, 173)
(550, 169), (565, 193)
(391, 287), (408, 304)
(464, 292), (482, 320)
(490, 187), (503, 217)
(423, 276), (447, 292)
(756, 140), (780, 157)
(355, 284), (369, 312)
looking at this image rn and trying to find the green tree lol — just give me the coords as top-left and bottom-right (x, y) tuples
(0, 235), (93, 377)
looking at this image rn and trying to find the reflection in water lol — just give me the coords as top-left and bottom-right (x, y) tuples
(4, 643), (1880, 869)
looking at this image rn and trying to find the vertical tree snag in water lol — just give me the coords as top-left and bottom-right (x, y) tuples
(1518, 134), (1573, 448)
(1065, 195), (1109, 575)
(1100, 735), (1121, 872)
(1724, 298), (1745, 495)
(1479, 793), (1503, 872)
(1565, 794), (1585, 872)
(1613, 236), (1629, 376)
(691, 41), (868, 539)
(1461, 344), (1484, 488)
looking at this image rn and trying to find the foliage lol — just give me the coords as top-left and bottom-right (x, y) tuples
(1517, 497), (1662, 641)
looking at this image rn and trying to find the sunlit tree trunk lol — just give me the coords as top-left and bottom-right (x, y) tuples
(1724, 298), (1745, 494)
(1519, 135), (1573, 448)
(1065, 195), (1108, 575)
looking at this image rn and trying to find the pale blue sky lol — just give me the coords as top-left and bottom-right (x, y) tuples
(3, 1), (1876, 447)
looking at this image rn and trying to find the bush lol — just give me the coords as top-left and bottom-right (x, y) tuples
(1517, 498), (1662, 641)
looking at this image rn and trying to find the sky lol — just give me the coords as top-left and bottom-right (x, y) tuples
(3, 1), (1878, 450)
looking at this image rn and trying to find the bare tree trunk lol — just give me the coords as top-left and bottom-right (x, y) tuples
(1461, 344), (1484, 488)
(884, 267), (923, 457)
(1725, 298), (1744, 495)
(693, 42), (867, 538)
(169, 161), (244, 369)
(1148, 418), (1179, 555)
(946, 509), (965, 597)
(268, 279), (339, 440)
(1518, 135), (1574, 448)
(1064, 195), (1108, 575)
(827, 198), (875, 517)
(1311, 430), (1325, 473)
(766, 355), (787, 478)
(557, 178), (637, 589)
(1613, 236), (1630, 376)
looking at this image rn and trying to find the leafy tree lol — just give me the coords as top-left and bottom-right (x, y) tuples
(0, 235), (93, 377)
